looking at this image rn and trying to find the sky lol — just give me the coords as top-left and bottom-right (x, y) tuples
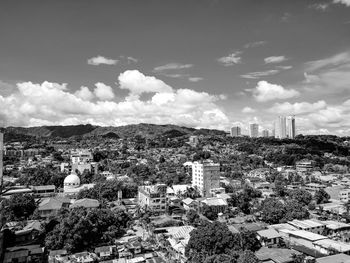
(1, 0), (350, 135)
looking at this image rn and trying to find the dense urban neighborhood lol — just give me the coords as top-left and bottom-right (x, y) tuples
(1, 124), (350, 263)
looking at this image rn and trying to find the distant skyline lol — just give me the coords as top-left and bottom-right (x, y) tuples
(1, 0), (350, 135)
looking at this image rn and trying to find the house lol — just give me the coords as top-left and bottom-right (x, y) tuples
(4, 245), (45, 263)
(48, 249), (68, 263)
(182, 198), (198, 211)
(255, 247), (302, 263)
(199, 197), (228, 214)
(316, 253), (350, 263)
(30, 185), (56, 198)
(94, 245), (117, 260)
(288, 219), (326, 235)
(257, 228), (282, 247)
(70, 198), (100, 209)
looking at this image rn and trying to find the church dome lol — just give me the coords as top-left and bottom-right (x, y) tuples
(64, 171), (80, 188)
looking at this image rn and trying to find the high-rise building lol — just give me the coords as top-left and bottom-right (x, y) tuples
(192, 160), (221, 197)
(262, 129), (269, 137)
(287, 115), (296, 139)
(275, 116), (287, 139)
(0, 132), (3, 191)
(230, 126), (241, 137)
(249, 123), (259, 138)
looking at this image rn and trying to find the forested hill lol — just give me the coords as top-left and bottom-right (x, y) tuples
(2, 123), (226, 141)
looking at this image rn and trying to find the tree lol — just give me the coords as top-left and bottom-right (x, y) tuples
(45, 207), (129, 253)
(237, 250), (259, 263)
(260, 198), (286, 224)
(236, 227), (261, 252)
(202, 205), (218, 221)
(187, 209), (200, 225)
(284, 200), (309, 221)
(314, 188), (330, 204)
(288, 189), (312, 206)
(2, 194), (37, 221)
(185, 221), (237, 262)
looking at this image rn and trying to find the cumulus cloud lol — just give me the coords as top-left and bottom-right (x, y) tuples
(242, 107), (256, 113)
(264, 56), (288, 64)
(87, 56), (118, 66)
(118, 70), (173, 96)
(268, 101), (327, 115)
(333, 0), (350, 6)
(94, 82), (115, 100)
(75, 86), (94, 101)
(252, 81), (300, 102)
(217, 51), (242, 66)
(0, 71), (229, 129)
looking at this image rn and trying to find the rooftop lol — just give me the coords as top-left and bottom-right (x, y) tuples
(288, 219), (325, 229)
(316, 253), (350, 263)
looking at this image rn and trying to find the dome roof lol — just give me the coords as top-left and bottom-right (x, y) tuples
(64, 171), (80, 186)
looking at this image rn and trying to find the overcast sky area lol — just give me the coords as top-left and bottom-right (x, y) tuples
(1, 0), (350, 135)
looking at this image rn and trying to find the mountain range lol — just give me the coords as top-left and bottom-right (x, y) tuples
(1, 123), (226, 140)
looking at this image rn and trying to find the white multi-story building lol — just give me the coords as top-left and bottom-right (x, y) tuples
(262, 129), (269, 138)
(138, 184), (167, 214)
(71, 149), (93, 164)
(192, 160), (223, 197)
(230, 126), (241, 137)
(287, 115), (296, 139)
(275, 116), (287, 139)
(249, 123), (259, 138)
(188, 136), (199, 146)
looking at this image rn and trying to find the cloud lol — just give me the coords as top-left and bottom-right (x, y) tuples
(268, 101), (327, 115)
(74, 86), (94, 101)
(0, 71), (229, 129)
(242, 107), (256, 113)
(118, 70), (173, 96)
(94, 82), (115, 100)
(333, 0), (350, 6)
(303, 51), (350, 92)
(153, 63), (193, 72)
(244, 41), (267, 48)
(309, 3), (329, 11)
(276, 65), (293, 70)
(305, 51), (350, 72)
(241, 70), (280, 79)
(281, 12), (291, 22)
(253, 81), (300, 102)
(127, 56), (138, 63)
(264, 56), (288, 64)
(87, 55), (118, 66)
(188, 77), (203, 82)
(217, 51), (242, 66)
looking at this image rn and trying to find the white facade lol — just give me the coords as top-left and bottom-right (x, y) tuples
(262, 129), (269, 137)
(287, 115), (296, 139)
(71, 149), (93, 164)
(138, 184), (167, 214)
(192, 160), (220, 197)
(230, 126), (241, 137)
(275, 116), (287, 139)
(249, 123), (259, 138)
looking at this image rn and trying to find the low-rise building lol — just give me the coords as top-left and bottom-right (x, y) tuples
(138, 184), (167, 214)
(288, 219), (326, 235)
